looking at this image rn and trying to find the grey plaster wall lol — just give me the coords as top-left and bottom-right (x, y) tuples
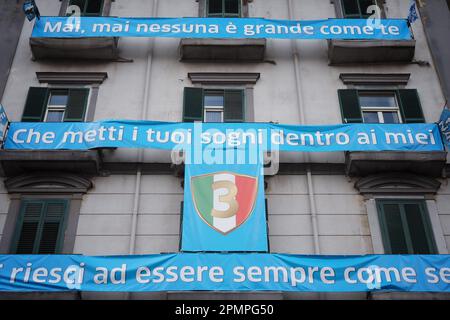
(0, 0), (25, 101)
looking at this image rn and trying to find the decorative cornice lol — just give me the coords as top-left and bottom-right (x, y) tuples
(188, 73), (261, 85)
(36, 72), (108, 85)
(339, 73), (411, 86)
(5, 173), (93, 194)
(355, 173), (441, 195)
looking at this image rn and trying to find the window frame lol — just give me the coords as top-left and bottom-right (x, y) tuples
(338, 88), (425, 124)
(206, 0), (242, 18)
(44, 89), (70, 123)
(21, 86), (91, 123)
(183, 87), (246, 123)
(341, 0), (376, 19)
(67, 0), (105, 17)
(204, 108), (225, 123)
(359, 91), (403, 124)
(332, 0), (386, 19)
(10, 199), (70, 254)
(376, 199), (438, 254)
(60, 0), (113, 17)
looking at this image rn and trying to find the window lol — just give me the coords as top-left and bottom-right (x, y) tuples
(207, 0), (241, 18)
(68, 0), (104, 16)
(338, 89), (425, 123)
(341, 0), (377, 18)
(183, 88), (244, 122)
(377, 200), (437, 254)
(204, 92), (225, 122)
(11, 200), (69, 254)
(359, 92), (402, 124)
(45, 90), (69, 122)
(22, 87), (89, 122)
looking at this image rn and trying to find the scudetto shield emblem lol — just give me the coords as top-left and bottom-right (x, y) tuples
(191, 172), (258, 234)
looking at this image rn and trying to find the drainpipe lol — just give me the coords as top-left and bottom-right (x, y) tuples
(129, 0), (159, 255)
(287, 0), (320, 254)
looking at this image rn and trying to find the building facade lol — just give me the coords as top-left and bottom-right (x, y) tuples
(0, 0), (449, 299)
(0, 0), (26, 101)
(417, 0), (450, 102)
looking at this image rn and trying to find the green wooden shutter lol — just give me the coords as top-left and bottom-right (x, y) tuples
(338, 89), (363, 123)
(22, 87), (49, 122)
(224, 0), (241, 17)
(14, 201), (45, 254)
(404, 203), (437, 254)
(397, 89), (425, 123)
(224, 89), (244, 122)
(38, 201), (68, 254)
(64, 89), (89, 122)
(378, 202), (409, 254)
(377, 200), (437, 254)
(12, 200), (68, 254)
(183, 87), (204, 122)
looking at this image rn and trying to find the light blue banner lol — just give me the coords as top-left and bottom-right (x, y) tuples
(0, 254), (449, 292)
(31, 17), (412, 40)
(182, 162), (268, 252)
(438, 107), (450, 148)
(3, 121), (444, 154)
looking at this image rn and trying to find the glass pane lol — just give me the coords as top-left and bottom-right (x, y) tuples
(48, 93), (68, 106)
(404, 204), (433, 254)
(225, 0), (239, 14)
(359, 94), (396, 108)
(208, 0), (223, 15)
(342, 0), (360, 15)
(86, 0), (102, 14)
(363, 111), (380, 123)
(382, 112), (400, 124)
(383, 204), (409, 254)
(205, 111), (223, 123)
(46, 110), (65, 123)
(204, 94), (224, 108)
(360, 0), (376, 17)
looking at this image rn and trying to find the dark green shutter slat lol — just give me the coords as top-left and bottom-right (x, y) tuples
(378, 200), (437, 255)
(397, 89), (425, 123)
(224, 90), (244, 122)
(381, 203), (409, 254)
(13, 200), (68, 254)
(38, 222), (61, 254)
(64, 89), (89, 122)
(22, 87), (48, 122)
(338, 89), (362, 123)
(225, 0), (240, 15)
(404, 204), (432, 254)
(404, 203), (437, 254)
(14, 202), (45, 254)
(39, 201), (67, 254)
(183, 87), (204, 122)
(16, 222), (39, 254)
(45, 202), (66, 220)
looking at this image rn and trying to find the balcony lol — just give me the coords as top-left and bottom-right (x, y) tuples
(179, 38), (266, 62)
(328, 39), (416, 64)
(0, 150), (102, 177)
(30, 37), (120, 61)
(345, 151), (448, 177)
